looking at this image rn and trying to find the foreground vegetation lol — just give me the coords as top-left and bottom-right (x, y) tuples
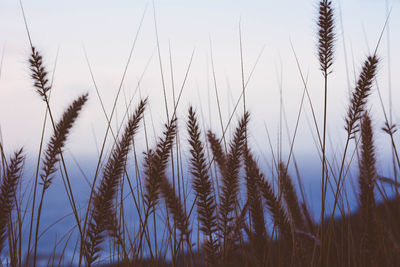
(0, 0), (399, 266)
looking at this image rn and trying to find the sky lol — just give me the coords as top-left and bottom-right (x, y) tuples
(1, 0), (399, 171)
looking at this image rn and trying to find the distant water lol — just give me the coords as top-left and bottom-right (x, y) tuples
(15, 156), (396, 266)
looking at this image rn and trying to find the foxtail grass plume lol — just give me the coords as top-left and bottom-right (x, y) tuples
(345, 56), (379, 137)
(144, 117), (177, 212)
(218, 112), (249, 237)
(358, 113), (378, 266)
(206, 112), (248, 263)
(207, 131), (226, 173)
(318, 0), (335, 76)
(159, 174), (191, 241)
(187, 106), (218, 264)
(29, 47), (51, 101)
(85, 98), (147, 266)
(0, 148), (25, 253)
(143, 116), (191, 243)
(243, 146), (267, 265)
(41, 93), (89, 189)
(279, 162), (305, 231)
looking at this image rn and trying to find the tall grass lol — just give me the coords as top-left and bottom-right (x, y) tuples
(317, 1), (335, 263)
(84, 98), (147, 266)
(0, 1), (399, 266)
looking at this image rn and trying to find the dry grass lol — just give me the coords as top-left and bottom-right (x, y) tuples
(187, 107), (218, 265)
(0, 1), (399, 266)
(0, 148), (25, 254)
(84, 98), (147, 266)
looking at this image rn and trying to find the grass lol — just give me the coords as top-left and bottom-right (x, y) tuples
(0, 0), (399, 266)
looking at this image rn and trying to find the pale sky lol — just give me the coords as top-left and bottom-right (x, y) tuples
(1, 0), (399, 170)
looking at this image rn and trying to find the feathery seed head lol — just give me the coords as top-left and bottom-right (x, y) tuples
(318, 0), (335, 75)
(345, 55), (379, 137)
(0, 148), (25, 253)
(29, 47), (51, 101)
(41, 93), (88, 189)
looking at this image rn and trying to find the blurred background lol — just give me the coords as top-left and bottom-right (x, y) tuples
(1, 0), (399, 161)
